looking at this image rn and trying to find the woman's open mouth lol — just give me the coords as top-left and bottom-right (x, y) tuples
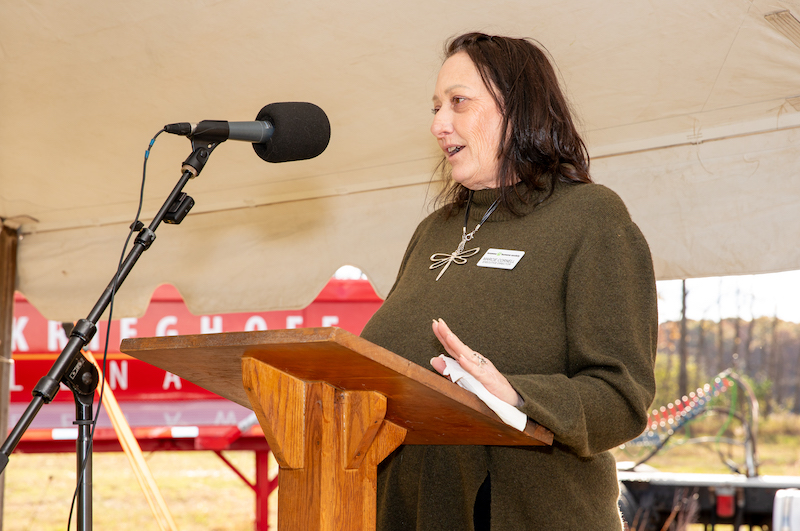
(447, 146), (464, 156)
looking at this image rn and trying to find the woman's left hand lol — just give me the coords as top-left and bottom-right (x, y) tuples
(430, 318), (524, 408)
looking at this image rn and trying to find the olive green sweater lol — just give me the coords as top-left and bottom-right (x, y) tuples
(361, 181), (657, 530)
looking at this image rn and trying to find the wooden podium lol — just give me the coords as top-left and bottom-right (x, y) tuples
(121, 327), (552, 531)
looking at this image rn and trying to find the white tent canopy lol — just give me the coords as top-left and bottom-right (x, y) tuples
(3, 0), (800, 321)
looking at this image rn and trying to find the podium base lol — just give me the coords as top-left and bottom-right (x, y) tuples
(243, 357), (407, 531)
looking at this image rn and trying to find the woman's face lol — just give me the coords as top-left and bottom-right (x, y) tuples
(431, 52), (504, 190)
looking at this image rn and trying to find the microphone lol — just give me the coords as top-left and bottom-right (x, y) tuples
(164, 102), (331, 163)
(164, 120), (274, 143)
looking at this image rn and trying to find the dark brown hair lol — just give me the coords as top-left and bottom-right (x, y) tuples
(437, 32), (592, 213)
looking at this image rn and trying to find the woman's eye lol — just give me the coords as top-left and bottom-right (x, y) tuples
(431, 97), (465, 115)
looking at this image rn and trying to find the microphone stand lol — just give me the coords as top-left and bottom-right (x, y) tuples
(0, 138), (220, 530)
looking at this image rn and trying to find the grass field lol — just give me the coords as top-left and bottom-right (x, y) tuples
(3, 420), (799, 530)
(613, 434), (800, 476)
(612, 412), (800, 531)
(3, 450), (276, 530)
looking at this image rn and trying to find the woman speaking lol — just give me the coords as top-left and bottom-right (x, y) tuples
(361, 32), (657, 530)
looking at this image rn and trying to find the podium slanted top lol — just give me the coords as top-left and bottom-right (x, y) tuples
(121, 327), (553, 446)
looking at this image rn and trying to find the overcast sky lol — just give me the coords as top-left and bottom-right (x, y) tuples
(657, 270), (800, 324)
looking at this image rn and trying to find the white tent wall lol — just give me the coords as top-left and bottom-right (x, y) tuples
(3, 0), (800, 320)
(16, 184), (433, 322)
(18, 122), (800, 322)
(595, 124), (800, 281)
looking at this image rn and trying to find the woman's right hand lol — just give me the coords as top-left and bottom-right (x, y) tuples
(430, 318), (523, 408)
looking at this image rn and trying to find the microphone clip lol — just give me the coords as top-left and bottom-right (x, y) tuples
(181, 143), (220, 177)
(164, 192), (194, 225)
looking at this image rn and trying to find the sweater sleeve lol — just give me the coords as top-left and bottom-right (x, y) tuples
(506, 209), (657, 457)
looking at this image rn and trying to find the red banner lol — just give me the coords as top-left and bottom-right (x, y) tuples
(11, 279), (382, 405)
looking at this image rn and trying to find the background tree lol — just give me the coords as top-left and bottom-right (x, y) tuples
(679, 280), (688, 398)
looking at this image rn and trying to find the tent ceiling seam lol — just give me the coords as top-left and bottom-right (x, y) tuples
(17, 181), (437, 237)
(594, 120), (800, 160)
(699, 2), (753, 113)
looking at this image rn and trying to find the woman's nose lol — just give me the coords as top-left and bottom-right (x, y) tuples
(431, 110), (452, 137)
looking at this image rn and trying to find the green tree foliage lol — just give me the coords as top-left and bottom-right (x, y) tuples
(655, 317), (800, 417)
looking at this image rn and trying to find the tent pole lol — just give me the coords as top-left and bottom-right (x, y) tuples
(0, 225), (19, 531)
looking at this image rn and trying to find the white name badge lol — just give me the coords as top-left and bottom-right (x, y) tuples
(476, 248), (525, 270)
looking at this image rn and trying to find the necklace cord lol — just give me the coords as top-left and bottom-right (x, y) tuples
(464, 192), (501, 236)
(430, 190), (501, 281)
(463, 190), (475, 230)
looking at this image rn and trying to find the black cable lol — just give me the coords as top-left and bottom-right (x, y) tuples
(723, 372), (760, 475)
(622, 408), (752, 471)
(66, 128), (165, 530)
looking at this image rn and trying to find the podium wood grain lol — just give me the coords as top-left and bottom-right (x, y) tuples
(121, 327), (552, 446)
(121, 328), (553, 530)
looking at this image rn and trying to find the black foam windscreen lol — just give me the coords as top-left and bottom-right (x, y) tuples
(252, 102), (331, 163)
